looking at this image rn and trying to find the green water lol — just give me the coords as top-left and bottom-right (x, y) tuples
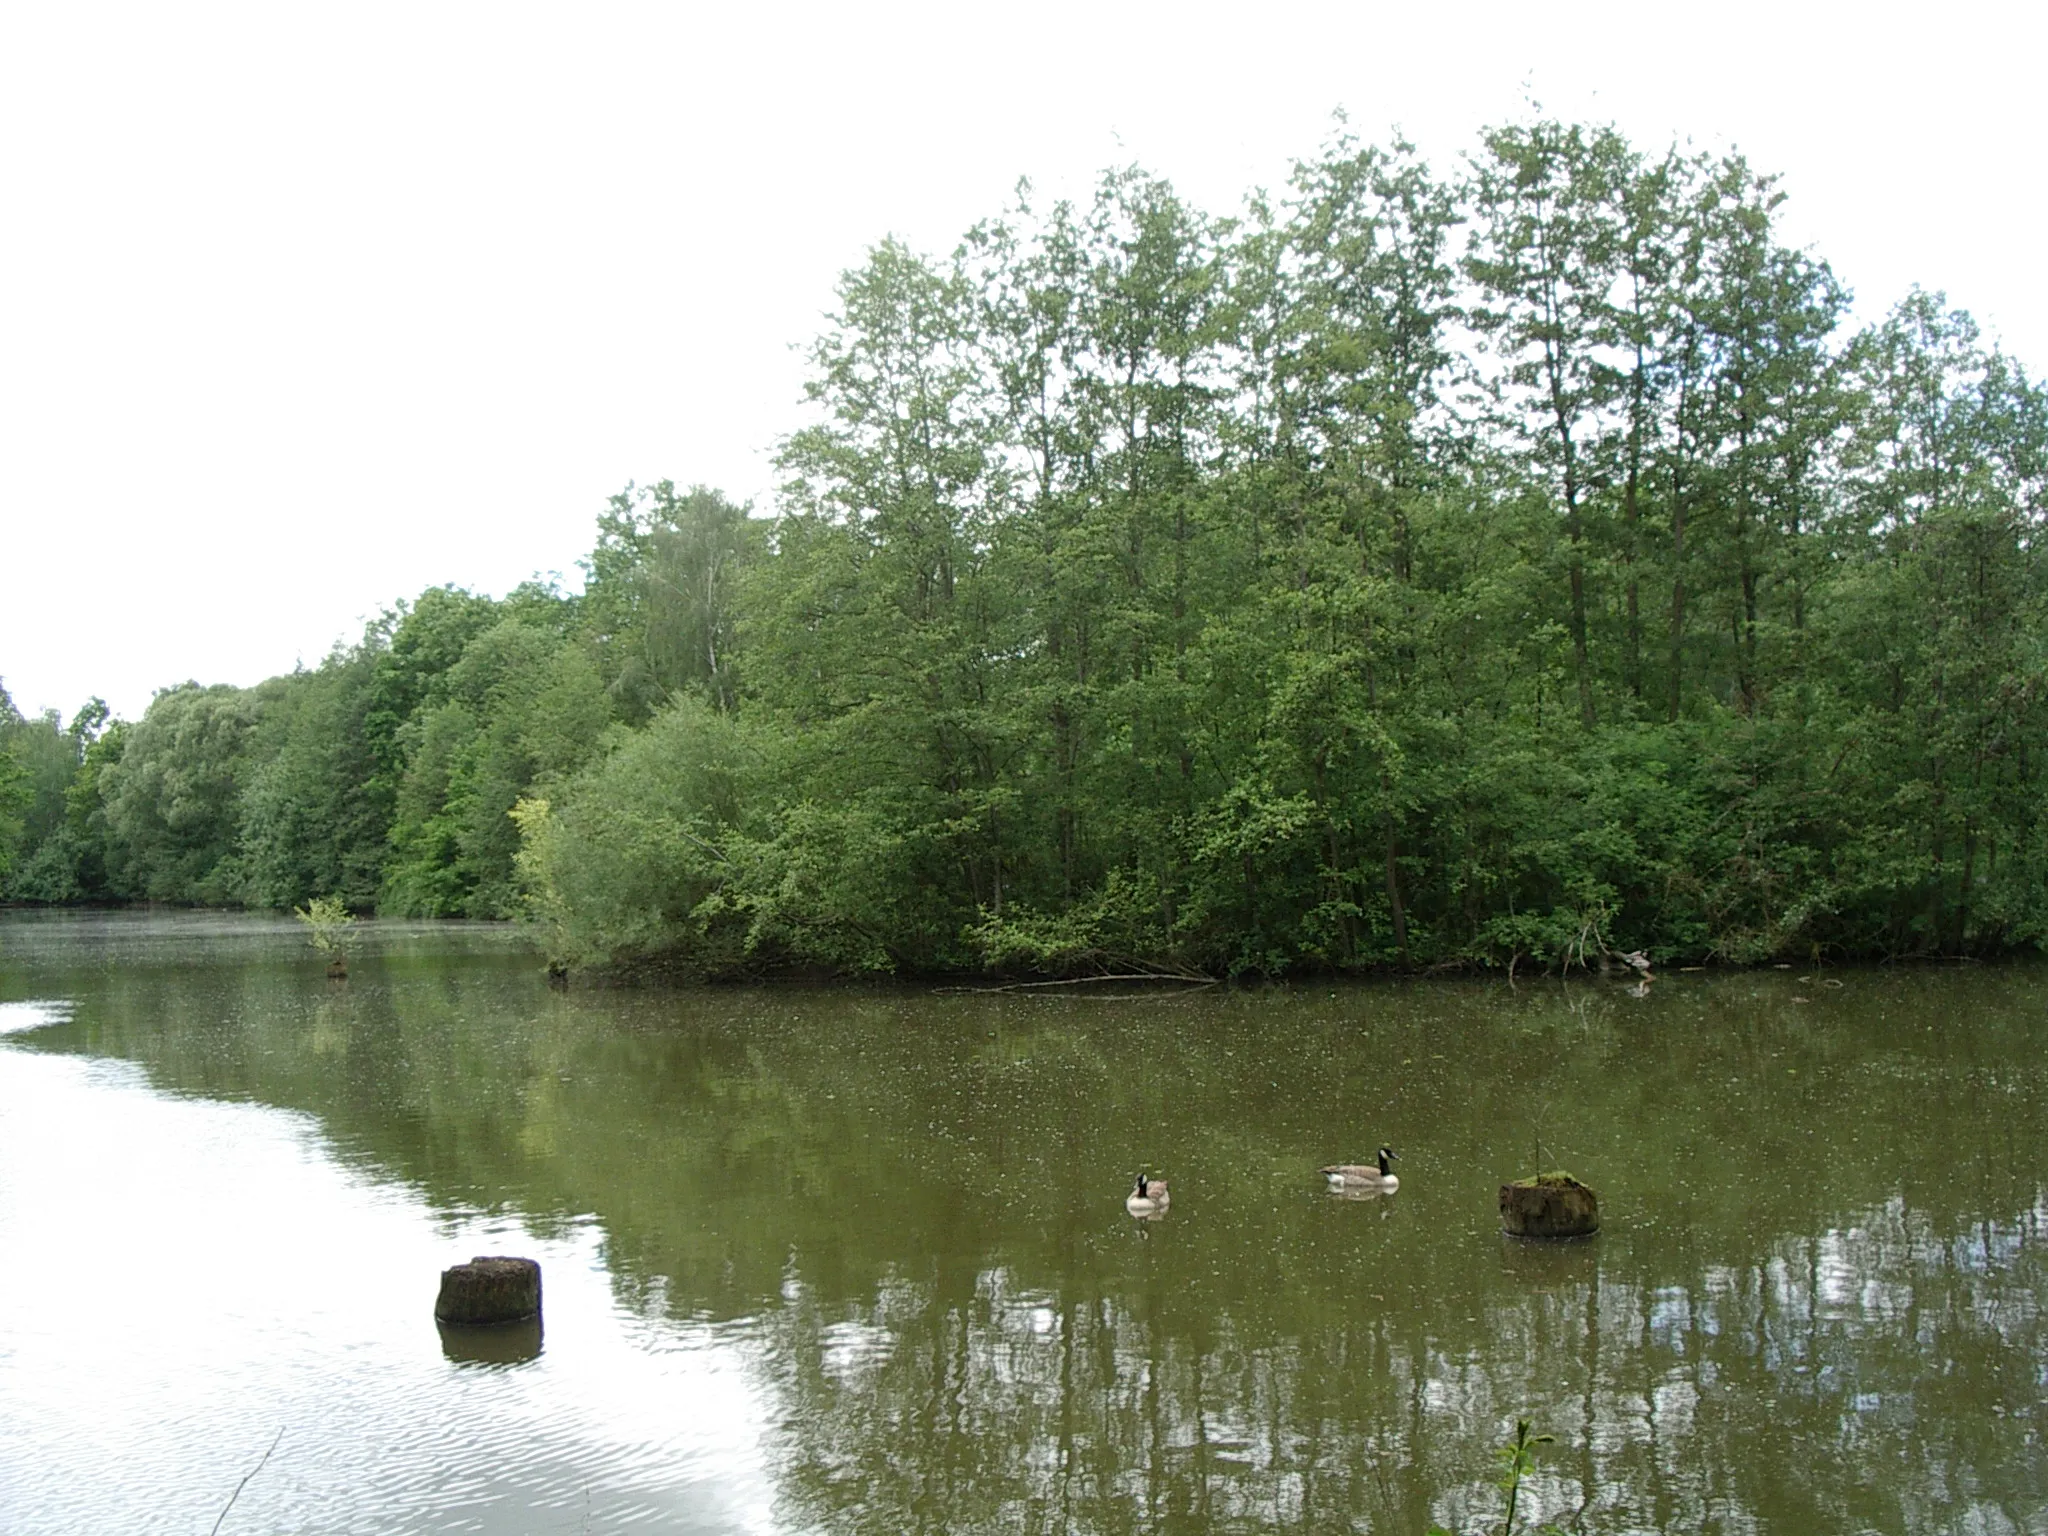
(1, 911), (2043, 1534)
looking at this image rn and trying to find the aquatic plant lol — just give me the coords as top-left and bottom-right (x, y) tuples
(293, 895), (355, 960)
(1431, 1418), (1568, 1536)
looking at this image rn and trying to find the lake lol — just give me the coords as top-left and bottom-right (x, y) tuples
(0, 910), (2042, 1534)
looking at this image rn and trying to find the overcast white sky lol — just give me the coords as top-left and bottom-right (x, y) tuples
(2, 0), (2040, 721)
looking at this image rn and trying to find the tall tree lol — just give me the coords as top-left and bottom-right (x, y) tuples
(585, 482), (762, 718)
(1467, 121), (1634, 728)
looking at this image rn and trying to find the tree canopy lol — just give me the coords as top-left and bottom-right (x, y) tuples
(8, 120), (2045, 977)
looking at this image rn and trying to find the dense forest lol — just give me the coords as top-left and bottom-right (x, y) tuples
(5, 120), (2045, 977)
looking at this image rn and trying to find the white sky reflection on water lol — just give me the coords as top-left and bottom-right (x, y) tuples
(0, 1046), (774, 1536)
(0, 1000), (74, 1035)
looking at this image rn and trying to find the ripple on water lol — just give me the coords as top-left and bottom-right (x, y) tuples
(0, 1050), (775, 1536)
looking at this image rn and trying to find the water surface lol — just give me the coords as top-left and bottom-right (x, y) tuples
(1, 911), (2042, 1533)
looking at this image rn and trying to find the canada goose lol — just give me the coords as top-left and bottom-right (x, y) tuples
(1125, 1173), (1171, 1218)
(1321, 1146), (1399, 1192)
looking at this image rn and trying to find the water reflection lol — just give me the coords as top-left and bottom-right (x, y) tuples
(0, 1038), (772, 1534)
(0, 997), (72, 1034)
(439, 1315), (546, 1366)
(0, 911), (2044, 1533)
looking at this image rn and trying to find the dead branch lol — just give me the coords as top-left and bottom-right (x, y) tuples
(209, 1427), (284, 1536)
(936, 970), (1215, 995)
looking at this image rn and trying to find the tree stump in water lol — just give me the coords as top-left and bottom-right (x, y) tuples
(1500, 1173), (1600, 1239)
(435, 1256), (542, 1325)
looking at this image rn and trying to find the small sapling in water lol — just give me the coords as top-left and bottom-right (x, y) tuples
(294, 895), (356, 978)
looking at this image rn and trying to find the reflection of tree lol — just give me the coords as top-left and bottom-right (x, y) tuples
(754, 1197), (2048, 1535)
(18, 927), (2048, 1533)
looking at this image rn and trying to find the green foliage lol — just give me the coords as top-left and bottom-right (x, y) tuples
(14, 118), (2048, 976)
(292, 894), (355, 955)
(510, 699), (763, 971)
(238, 653), (386, 911)
(98, 683), (258, 903)
(0, 681), (30, 886)
(584, 482), (761, 719)
(8, 579), (617, 919)
(0, 691), (114, 899)
(516, 121), (2048, 978)
(1495, 1420), (1563, 1536)
(1428, 1418), (1567, 1536)
(58, 715), (127, 900)
(0, 697), (127, 904)
(380, 596), (612, 918)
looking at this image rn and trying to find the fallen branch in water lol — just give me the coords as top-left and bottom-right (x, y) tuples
(1023, 984), (1217, 1003)
(209, 1427), (284, 1536)
(936, 970), (1215, 995)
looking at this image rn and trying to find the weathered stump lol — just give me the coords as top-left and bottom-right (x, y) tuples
(435, 1255), (542, 1325)
(1500, 1173), (1600, 1239)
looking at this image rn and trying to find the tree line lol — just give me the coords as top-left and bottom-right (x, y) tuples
(5, 119), (2044, 976)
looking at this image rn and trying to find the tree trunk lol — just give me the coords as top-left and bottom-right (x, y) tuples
(1667, 475), (1687, 722)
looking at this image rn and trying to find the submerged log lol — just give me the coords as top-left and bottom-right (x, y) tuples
(435, 1255), (542, 1325)
(1499, 1173), (1600, 1239)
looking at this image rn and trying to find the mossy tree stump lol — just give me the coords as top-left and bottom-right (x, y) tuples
(435, 1255), (542, 1325)
(1500, 1172), (1600, 1239)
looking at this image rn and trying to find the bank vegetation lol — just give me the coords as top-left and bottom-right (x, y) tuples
(5, 120), (2044, 978)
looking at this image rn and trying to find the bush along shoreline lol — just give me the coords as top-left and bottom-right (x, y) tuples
(6, 118), (2047, 982)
